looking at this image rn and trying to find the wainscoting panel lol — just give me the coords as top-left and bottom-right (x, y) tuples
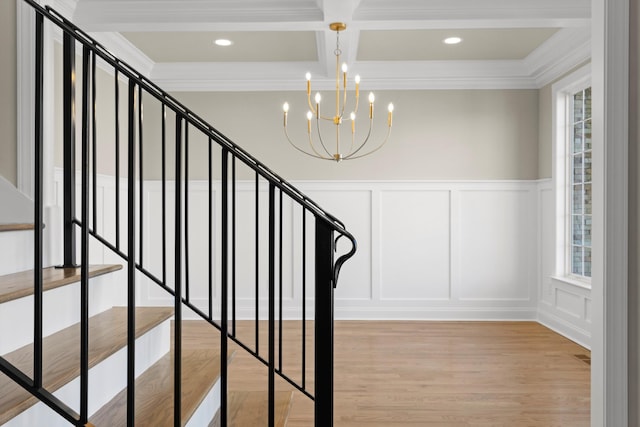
(378, 190), (451, 301)
(457, 189), (533, 301)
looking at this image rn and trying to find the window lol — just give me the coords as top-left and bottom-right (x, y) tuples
(569, 88), (592, 278)
(552, 64), (591, 285)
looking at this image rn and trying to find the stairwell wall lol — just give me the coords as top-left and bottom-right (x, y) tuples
(0, 0), (17, 185)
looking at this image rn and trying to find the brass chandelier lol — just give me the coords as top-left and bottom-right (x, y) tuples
(282, 22), (394, 162)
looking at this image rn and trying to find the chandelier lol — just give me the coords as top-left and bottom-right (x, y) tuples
(282, 22), (394, 162)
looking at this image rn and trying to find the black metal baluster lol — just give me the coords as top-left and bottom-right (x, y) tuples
(61, 31), (76, 268)
(79, 46), (92, 426)
(126, 79), (138, 427)
(232, 154), (237, 337)
(184, 123), (190, 303)
(255, 172), (259, 354)
(268, 183), (276, 427)
(91, 50), (97, 233)
(314, 219), (335, 427)
(220, 148), (230, 426)
(115, 69), (120, 251)
(174, 115), (183, 427)
(33, 10), (44, 391)
(278, 189), (283, 374)
(208, 137), (213, 320)
(161, 105), (167, 286)
(138, 88), (144, 268)
(301, 206), (306, 390)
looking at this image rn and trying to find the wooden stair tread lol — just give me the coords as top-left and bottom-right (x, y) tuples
(209, 391), (294, 427)
(90, 320), (233, 427)
(0, 265), (122, 304)
(0, 223), (34, 232)
(0, 306), (174, 424)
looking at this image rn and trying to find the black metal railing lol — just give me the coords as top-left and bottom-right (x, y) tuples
(0, 1), (357, 426)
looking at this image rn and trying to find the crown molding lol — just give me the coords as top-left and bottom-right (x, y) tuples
(524, 27), (591, 87)
(151, 60), (537, 91)
(88, 32), (155, 78)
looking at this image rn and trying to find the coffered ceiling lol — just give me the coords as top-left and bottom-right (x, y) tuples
(66, 0), (591, 91)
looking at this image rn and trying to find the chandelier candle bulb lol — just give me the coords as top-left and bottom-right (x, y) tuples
(315, 93), (321, 118)
(369, 92), (375, 119)
(306, 72), (311, 95)
(307, 111), (312, 133)
(283, 102), (289, 126)
(351, 112), (356, 133)
(388, 103), (394, 126)
(342, 63), (348, 89)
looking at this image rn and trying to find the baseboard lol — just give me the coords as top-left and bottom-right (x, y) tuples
(537, 307), (591, 350)
(334, 306), (538, 321)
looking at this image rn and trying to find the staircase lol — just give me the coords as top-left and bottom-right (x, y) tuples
(1, 1), (356, 426)
(0, 224), (292, 425)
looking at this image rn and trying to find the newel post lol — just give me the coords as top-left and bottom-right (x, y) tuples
(314, 218), (335, 426)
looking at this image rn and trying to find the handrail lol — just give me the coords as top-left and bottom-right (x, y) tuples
(22, 0), (353, 244)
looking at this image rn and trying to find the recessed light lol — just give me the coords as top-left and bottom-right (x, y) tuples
(214, 39), (233, 47)
(443, 37), (462, 45)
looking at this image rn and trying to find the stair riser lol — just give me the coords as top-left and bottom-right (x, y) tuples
(186, 379), (220, 427)
(2, 319), (171, 427)
(0, 271), (126, 355)
(0, 231), (33, 276)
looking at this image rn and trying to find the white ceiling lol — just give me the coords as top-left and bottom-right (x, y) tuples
(66, 0), (591, 91)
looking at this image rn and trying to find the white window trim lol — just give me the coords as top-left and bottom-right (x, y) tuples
(551, 63), (591, 287)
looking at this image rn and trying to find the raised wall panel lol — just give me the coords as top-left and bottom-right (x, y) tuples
(378, 190), (450, 300)
(458, 189), (532, 301)
(556, 288), (583, 319)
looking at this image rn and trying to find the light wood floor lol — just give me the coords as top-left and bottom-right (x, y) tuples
(229, 320), (591, 426)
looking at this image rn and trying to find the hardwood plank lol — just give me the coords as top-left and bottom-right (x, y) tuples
(0, 223), (34, 232)
(90, 320), (233, 427)
(280, 320), (591, 426)
(0, 265), (122, 304)
(0, 306), (174, 424)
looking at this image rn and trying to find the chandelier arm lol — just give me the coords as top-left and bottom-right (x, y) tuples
(340, 83), (348, 119)
(284, 126), (331, 160)
(307, 93), (317, 116)
(344, 126), (392, 160)
(349, 123), (356, 154)
(344, 117), (374, 158)
(308, 91), (335, 122)
(315, 117), (334, 158)
(307, 128), (331, 158)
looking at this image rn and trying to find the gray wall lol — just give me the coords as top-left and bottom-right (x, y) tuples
(141, 89), (540, 181)
(0, 0), (17, 185)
